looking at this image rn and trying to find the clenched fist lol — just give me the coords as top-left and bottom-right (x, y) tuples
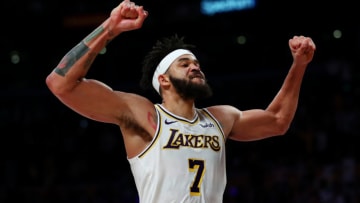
(121, 0), (140, 19)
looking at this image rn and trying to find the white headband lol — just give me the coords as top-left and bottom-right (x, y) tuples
(152, 49), (195, 94)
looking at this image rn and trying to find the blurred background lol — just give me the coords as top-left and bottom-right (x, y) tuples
(1, 0), (360, 202)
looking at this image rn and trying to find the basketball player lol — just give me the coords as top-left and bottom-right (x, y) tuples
(45, 0), (316, 202)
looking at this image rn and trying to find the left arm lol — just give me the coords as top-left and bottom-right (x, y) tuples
(211, 36), (316, 141)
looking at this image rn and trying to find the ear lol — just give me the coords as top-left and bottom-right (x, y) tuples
(159, 74), (171, 90)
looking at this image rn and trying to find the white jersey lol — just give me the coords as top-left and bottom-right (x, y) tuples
(128, 104), (227, 203)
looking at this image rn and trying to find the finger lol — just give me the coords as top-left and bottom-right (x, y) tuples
(308, 38), (316, 50)
(118, 0), (131, 9)
(135, 6), (148, 24)
(120, 3), (137, 18)
(289, 39), (300, 51)
(302, 38), (316, 52)
(120, 1), (134, 11)
(137, 6), (148, 17)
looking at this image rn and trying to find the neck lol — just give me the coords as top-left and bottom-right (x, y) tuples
(161, 97), (196, 120)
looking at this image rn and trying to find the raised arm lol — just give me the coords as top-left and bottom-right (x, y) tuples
(212, 36), (316, 141)
(45, 0), (149, 125)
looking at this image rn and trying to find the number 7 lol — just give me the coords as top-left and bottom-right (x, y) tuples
(188, 159), (205, 196)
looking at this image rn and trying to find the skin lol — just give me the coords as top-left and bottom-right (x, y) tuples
(46, 0), (316, 158)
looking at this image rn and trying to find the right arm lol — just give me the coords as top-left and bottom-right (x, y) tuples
(45, 0), (151, 126)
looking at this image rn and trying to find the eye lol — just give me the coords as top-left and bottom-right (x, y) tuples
(182, 63), (190, 67)
(179, 62), (190, 67)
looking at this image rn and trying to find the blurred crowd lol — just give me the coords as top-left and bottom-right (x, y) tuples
(1, 57), (360, 203)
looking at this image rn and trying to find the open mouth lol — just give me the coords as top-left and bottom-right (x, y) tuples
(190, 73), (204, 80)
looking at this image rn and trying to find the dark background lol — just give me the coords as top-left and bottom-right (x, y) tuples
(1, 0), (360, 202)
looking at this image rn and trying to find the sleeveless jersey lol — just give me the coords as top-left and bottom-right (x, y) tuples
(128, 104), (227, 203)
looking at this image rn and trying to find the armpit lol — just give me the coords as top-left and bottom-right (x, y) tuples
(119, 114), (153, 142)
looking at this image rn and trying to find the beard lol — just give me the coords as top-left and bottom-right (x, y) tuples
(169, 75), (213, 100)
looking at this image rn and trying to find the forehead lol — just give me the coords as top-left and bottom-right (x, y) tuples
(167, 54), (198, 71)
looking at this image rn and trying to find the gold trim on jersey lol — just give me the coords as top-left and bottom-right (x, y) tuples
(199, 108), (226, 142)
(156, 104), (200, 125)
(138, 105), (163, 158)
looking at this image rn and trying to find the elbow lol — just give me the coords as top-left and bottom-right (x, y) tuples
(45, 73), (68, 97)
(274, 119), (292, 136)
(276, 125), (290, 136)
(46, 74), (58, 94)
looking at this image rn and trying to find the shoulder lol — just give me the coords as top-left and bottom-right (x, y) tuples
(205, 105), (242, 117)
(113, 91), (156, 112)
(203, 105), (243, 136)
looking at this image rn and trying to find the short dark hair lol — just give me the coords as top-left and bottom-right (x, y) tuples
(140, 34), (196, 92)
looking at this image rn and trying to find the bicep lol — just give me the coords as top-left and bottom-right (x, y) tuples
(228, 109), (283, 141)
(56, 78), (138, 124)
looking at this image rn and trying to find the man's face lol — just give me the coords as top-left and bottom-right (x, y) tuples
(168, 55), (213, 99)
(169, 75), (213, 100)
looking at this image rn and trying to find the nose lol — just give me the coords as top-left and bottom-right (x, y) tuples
(190, 63), (201, 72)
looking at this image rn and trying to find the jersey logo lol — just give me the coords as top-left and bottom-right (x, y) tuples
(165, 119), (178, 125)
(163, 129), (221, 151)
(200, 123), (215, 128)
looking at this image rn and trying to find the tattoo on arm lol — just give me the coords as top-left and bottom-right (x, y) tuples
(54, 25), (109, 77)
(54, 41), (89, 76)
(84, 26), (105, 43)
(148, 111), (158, 130)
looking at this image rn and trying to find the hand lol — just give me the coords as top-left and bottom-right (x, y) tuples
(108, 0), (148, 35)
(289, 36), (316, 65)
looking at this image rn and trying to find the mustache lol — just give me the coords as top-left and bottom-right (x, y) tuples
(189, 72), (204, 79)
